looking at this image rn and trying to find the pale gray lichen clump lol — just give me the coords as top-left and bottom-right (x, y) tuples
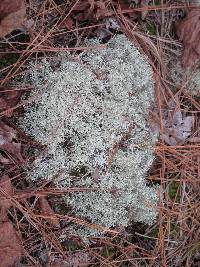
(20, 35), (158, 236)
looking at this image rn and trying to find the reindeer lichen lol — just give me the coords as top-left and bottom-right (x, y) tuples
(20, 35), (158, 237)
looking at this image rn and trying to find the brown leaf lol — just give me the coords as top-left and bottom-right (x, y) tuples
(176, 8), (200, 68)
(38, 196), (60, 228)
(73, 1), (90, 12)
(162, 98), (193, 145)
(0, 121), (25, 164)
(69, 0), (90, 22)
(0, 175), (13, 207)
(0, 98), (8, 110)
(71, 0), (111, 22)
(0, 121), (16, 144)
(0, 176), (23, 266)
(95, 1), (112, 20)
(60, 17), (74, 30)
(0, 89), (22, 117)
(116, 2), (139, 20)
(0, 175), (13, 222)
(0, 221), (23, 267)
(0, 0), (26, 38)
(0, 155), (10, 164)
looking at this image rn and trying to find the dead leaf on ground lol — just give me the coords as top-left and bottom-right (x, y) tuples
(0, 0), (26, 38)
(60, 17), (74, 30)
(0, 89), (22, 117)
(0, 175), (23, 266)
(162, 98), (193, 145)
(0, 155), (10, 164)
(94, 1), (112, 20)
(0, 120), (25, 164)
(0, 175), (13, 222)
(0, 221), (23, 267)
(176, 8), (200, 68)
(38, 196), (60, 228)
(123, 0), (151, 19)
(69, 0), (112, 23)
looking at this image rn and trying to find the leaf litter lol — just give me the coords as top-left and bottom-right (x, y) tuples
(60, 0), (151, 35)
(0, 222), (23, 267)
(0, 120), (25, 164)
(176, 7), (200, 68)
(0, 89), (22, 117)
(0, 0), (26, 38)
(38, 196), (60, 228)
(162, 97), (193, 146)
(0, 175), (23, 267)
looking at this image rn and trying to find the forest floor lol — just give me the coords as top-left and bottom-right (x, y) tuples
(0, 0), (200, 266)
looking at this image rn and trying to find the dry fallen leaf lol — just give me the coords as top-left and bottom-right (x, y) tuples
(0, 221), (23, 267)
(94, 1), (112, 20)
(176, 8), (200, 67)
(0, 175), (13, 222)
(0, 120), (25, 164)
(38, 196), (60, 228)
(162, 98), (193, 145)
(0, 175), (23, 267)
(60, 17), (74, 30)
(163, 112), (193, 145)
(71, 0), (111, 22)
(123, 0), (151, 19)
(0, 89), (22, 117)
(0, 0), (26, 38)
(0, 155), (10, 164)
